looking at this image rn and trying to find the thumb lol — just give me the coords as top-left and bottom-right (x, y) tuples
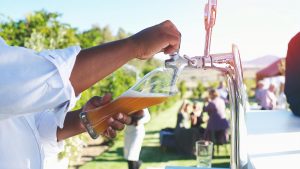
(83, 96), (102, 111)
(101, 93), (112, 105)
(90, 96), (103, 107)
(91, 93), (112, 107)
(83, 94), (112, 111)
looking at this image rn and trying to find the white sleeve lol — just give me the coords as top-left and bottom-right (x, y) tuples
(35, 111), (64, 158)
(138, 108), (151, 124)
(0, 40), (81, 127)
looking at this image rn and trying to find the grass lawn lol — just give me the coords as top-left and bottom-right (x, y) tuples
(80, 101), (230, 169)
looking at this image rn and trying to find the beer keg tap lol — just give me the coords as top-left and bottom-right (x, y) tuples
(165, 0), (248, 168)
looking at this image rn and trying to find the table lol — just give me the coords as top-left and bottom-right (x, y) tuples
(246, 109), (300, 169)
(166, 109), (300, 169)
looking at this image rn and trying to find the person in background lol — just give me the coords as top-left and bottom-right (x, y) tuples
(190, 102), (205, 134)
(0, 20), (181, 169)
(124, 109), (151, 169)
(217, 81), (229, 103)
(260, 84), (277, 110)
(203, 89), (229, 146)
(176, 101), (191, 129)
(255, 81), (265, 106)
(277, 82), (287, 109)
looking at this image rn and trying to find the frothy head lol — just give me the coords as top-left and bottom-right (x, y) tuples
(120, 89), (170, 98)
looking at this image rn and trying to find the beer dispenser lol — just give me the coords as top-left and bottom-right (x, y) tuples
(165, 0), (249, 168)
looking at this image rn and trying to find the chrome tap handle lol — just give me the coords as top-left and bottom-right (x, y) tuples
(165, 53), (204, 70)
(165, 53), (188, 71)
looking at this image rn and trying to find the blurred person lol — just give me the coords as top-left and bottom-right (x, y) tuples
(277, 83), (287, 109)
(190, 103), (203, 128)
(124, 109), (150, 169)
(175, 101), (191, 129)
(217, 81), (229, 103)
(260, 84), (277, 110)
(255, 81), (265, 105)
(0, 20), (181, 169)
(203, 89), (229, 146)
(190, 103), (205, 135)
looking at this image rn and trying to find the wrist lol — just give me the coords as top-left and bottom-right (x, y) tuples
(78, 110), (90, 132)
(77, 109), (87, 133)
(126, 35), (142, 60)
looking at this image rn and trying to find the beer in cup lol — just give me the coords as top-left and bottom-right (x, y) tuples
(80, 67), (178, 139)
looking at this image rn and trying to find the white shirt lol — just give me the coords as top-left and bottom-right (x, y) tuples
(124, 109), (151, 161)
(260, 89), (277, 110)
(277, 92), (287, 109)
(0, 37), (81, 169)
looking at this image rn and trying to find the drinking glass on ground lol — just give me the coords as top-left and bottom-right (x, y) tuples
(195, 140), (213, 168)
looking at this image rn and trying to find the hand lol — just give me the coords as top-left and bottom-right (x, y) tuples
(82, 94), (132, 139)
(129, 20), (181, 60)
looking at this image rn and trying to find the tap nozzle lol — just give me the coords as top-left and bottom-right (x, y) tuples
(165, 53), (188, 70)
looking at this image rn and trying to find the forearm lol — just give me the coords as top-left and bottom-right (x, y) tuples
(57, 109), (85, 141)
(70, 38), (137, 95)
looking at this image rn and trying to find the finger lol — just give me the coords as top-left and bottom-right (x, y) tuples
(164, 46), (179, 55)
(163, 40), (181, 55)
(103, 130), (110, 138)
(162, 33), (181, 55)
(160, 20), (179, 32)
(90, 96), (103, 107)
(162, 21), (181, 40)
(160, 20), (181, 41)
(110, 119), (125, 131)
(101, 93), (112, 105)
(107, 126), (116, 138)
(113, 113), (132, 125)
(108, 116), (125, 130)
(83, 96), (102, 111)
(157, 21), (181, 55)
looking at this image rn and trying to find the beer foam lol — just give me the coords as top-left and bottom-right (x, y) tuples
(120, 89), (170, 98)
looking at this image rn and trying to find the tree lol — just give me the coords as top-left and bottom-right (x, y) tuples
(77, 26), (103, 48)
(0, 10), (79, 50)
(192, 81), (205, 99)
(116, 28), (129, 39)
(178, 80), (187, 98)
(102, 25), (114, 42)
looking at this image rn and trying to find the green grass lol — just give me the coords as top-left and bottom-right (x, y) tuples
(80, 101), (230, 169)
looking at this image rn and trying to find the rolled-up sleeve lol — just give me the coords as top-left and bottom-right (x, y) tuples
(35, 111), (64, 157)
(38, 47), (81, 127)
(0, 39), (81, 127)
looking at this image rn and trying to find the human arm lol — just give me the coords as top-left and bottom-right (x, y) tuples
(0, 20), (180, 120)
(70, 20), (181, 95)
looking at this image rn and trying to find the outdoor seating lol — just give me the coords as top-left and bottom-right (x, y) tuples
(159, 128), (177, 151)
(159, 127), (203, 156)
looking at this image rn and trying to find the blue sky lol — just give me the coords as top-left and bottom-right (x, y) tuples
(1, 0), (299, 61)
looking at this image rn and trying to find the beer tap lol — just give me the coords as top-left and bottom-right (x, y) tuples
(165, 0), (248, 168)
(204, 0), (217, 58)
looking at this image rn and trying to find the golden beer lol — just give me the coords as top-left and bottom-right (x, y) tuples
(80, 90), (169, 138)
